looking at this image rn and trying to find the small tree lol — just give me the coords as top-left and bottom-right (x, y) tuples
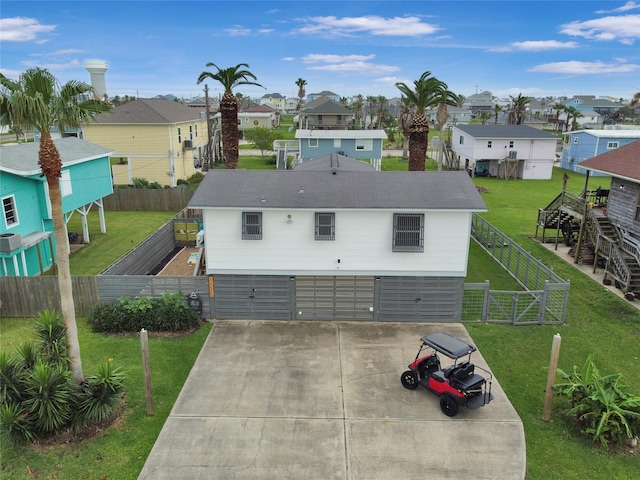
(244, 127), (275, 160)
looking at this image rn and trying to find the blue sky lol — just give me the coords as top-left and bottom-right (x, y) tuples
(1, 0), (639, 101)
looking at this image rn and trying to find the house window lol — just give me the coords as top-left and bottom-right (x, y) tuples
(509, 141), (514, 148)
(189, 125), (193, 140)
(242, 212), (262, 240)
(573, 137), (578, 144)
(237, 118), (242, 126)
(315, 213), (335, 241)
(60, 170), (72, 197)
(195, 125), (198, 137)
(2, 195), (18, 227)
(356, 138), (373, 151)
(178, 128), (182, 144)
(487, 141), (492, 149)
(459, 136), (464, 145)
(333, 138), (341, 148)
(392, 213), (424, 252)
(607, 141), (619, 149)
(635, 194), (640, 223)
(309, 138), (318, 147)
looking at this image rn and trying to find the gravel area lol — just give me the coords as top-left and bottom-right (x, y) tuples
(158, 247), (199, 276)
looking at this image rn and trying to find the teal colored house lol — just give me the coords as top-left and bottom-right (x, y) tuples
(0, 137), (114, 276)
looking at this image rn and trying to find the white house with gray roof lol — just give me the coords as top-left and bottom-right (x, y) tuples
(188, 156), (486, 321)
(451, 124), (558, 180)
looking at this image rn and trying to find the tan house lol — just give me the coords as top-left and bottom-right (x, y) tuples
(82, 98), (208, 187)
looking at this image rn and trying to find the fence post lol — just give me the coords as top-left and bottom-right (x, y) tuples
(481, 280), (490, 321)
(140, 328), (154, 416)
(542, 333), (562, 422)
(538, 281), (550, 324)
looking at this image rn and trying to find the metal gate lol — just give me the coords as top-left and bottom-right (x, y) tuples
(376, 277), (463, 322)
(212, 275), (294, 320)
(295, 276), (374, 320)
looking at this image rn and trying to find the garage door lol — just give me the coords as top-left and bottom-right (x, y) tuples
(213, 275), (294, 320)
(377, 276), (463, 322)
(295, 276), (374, 321)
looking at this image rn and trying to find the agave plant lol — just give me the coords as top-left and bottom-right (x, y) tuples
(75, 360), (125, 429)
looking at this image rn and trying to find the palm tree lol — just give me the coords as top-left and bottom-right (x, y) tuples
(564, 105), (581, 132)
(479, 111), (492, 125)
(552, 102), (565, 131)
(629, 91), (640, 108)
(493, 104), (503, 124)
(395, 71), (458, 171)
(397, 96), (414, 160)
(0, 68), (110, 382)
(506, 94), (530, 125)
(197, 63), (263, 169)
(350, 94), (364, 128)
(366, 96), (377, 129)
(295, 78), (307, 129)
(377, 95), (387, 129)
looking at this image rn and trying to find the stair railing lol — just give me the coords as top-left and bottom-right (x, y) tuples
(607, 245), (632, 293)
(619, 228), (640, 267)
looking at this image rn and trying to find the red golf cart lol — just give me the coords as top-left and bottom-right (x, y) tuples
(400, 332), (493, 417)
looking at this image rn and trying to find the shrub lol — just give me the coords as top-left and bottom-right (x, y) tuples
(132, 178), (149, 188)
(555, 354), (640, 447)
(0, 310), (126, 444)
(188, 172), (205, 184)
(149, 181), (162, 189)
(75, 360), (125, 429)
(88, 292), (200, 333)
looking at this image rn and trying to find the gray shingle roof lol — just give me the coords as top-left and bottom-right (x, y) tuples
(454, 124), (557, 139)
(0, 137), (113, 175)
(92, 98), (202, 124)
(189, 169), (487, 211)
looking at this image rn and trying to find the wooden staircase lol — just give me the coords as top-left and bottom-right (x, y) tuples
(537, 192), (640, 298)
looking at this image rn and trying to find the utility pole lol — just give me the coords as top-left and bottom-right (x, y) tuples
(204, 84), (213, 170)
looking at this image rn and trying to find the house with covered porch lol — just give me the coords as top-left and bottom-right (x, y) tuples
(536, 139), (640, 299)
(0, 137), (114, 276)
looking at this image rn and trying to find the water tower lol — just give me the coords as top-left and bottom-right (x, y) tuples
(83, 59), (109, 99)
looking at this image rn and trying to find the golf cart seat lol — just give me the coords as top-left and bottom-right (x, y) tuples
(451, 363), (484, 389)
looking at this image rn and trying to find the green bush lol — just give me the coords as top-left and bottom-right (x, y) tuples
(555, 354), (640, 447)
(188, 172), (205, 184)
(88, 292), (200, 333)
(0, 310), (126, 444)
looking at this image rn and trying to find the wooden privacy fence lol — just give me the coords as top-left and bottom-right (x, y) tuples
(103, 188), (195, 211)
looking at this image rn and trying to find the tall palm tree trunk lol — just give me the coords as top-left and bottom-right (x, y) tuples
(220, 91), (239, 169)
(408, 131), (428, 171)
(40, 131), (83, 382)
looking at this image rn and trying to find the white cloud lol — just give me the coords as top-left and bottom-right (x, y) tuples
(0, 17), (56, 42)
(295, 15), (440, 37)
(258, 29), (274, 34)
(595, 1), (640, 14)
(225, 27), (251, 36)
(529, 60), (639, 74)
(502, 40), (579, 52)
(560, 14), (640, 44)
(281, 57), (296, 62)
(302, 53), (375, 64)
(21, 59), (81, 71)
(29, 49), (85, 57)
(301, 53), (399, 76)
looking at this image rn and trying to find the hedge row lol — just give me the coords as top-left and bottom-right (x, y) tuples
(88, 292), (200, 333)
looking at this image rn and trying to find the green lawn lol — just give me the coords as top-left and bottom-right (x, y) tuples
(2, 164), (639, 479)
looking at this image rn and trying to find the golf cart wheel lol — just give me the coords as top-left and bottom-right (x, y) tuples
(400, 370), (419, 390)
(440, 395), (459, 417)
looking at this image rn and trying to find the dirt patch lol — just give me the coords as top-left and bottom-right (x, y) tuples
(157, 247), (200, 276)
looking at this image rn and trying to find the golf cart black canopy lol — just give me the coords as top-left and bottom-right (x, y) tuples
(421, 332), (477, 359)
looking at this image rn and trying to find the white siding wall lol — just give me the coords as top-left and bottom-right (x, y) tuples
(203, 209), (472, 276)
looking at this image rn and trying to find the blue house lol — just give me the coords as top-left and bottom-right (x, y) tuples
(0, 137), (114, 276)
(295, 129), (387, 170)
(560, 129), (640, 175)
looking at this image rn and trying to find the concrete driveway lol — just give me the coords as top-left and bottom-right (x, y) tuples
(138, 321), (525, 479)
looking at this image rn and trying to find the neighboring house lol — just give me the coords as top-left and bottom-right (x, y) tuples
(450, 124), (558, 179)
(259, 93), (286, 111)
(82, 98), (208, 187)
(560, 129), (640, 174)
(301, 97), (354, 130)
(294, 129), (387, 170)
(285, 97), (300, 113)
(187, 157), (486, 321)
(213, 105), (279, 136)
(462, 91), (496, 115)
(427, 106), (472, 126)
(0, 138), (114, 276)
(537, 140), (640, 297)
(557, 109), (602, 129)
(184, 96), (219, 113)
(307, 90), (341, 103)
(565, 96), (623, 116)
